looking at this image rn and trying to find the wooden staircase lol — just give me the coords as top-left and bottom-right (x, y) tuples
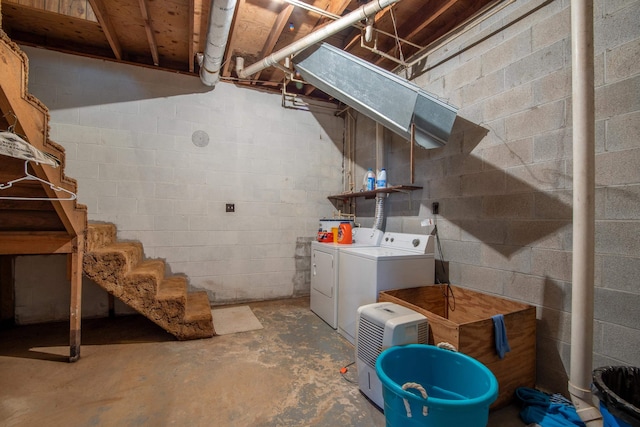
(84, 223), (215, 340)
(1, 29), (88, 361)
(0, 29), (214, 358)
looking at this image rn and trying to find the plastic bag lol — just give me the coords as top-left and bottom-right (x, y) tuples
(593, 366), (640, 427)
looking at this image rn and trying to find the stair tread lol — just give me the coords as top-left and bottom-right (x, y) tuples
(90, 241), (143, 253)
(87, 222), (116, 230)
(85, 222), (117, 251)
(157, 276), (187, 300)
(184, 292), (212, 322)
(130, 259), (165, 276)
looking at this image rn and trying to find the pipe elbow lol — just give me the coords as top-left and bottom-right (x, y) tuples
(568, 382), (603, 427)
(235, 57), (245, 75)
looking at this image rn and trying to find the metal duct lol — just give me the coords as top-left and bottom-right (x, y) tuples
(293, 43), (458, 149)
(198, 0), (237, 87)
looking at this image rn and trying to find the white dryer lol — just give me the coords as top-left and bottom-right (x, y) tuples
(310, 227), (384, 328)
(337, 232), (435, 344)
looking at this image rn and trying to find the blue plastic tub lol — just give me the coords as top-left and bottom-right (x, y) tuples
(375, 344), (499, 427)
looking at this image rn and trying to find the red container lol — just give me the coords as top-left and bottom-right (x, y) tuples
(317, 231), (333, 243)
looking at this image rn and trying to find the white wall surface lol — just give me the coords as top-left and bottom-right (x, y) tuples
(353, 0), (640, 393)
(15, 46), (344, 322)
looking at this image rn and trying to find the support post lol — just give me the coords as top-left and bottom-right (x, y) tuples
(69, 234), (84, 362)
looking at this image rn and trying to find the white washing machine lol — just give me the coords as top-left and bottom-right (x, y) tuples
(337, 232), (435, 344)
(310, 227), (384, 328)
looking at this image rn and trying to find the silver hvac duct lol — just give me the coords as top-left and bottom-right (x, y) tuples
(237, 0), (402, 79)
(198, 0), (237, 87)
(293, 43), (458, 149)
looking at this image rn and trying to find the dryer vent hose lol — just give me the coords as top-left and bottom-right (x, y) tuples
(373, 194), (385, 231)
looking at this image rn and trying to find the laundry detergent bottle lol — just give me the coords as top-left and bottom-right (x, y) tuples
(364, 169), (376, 191)
(337, 222), (352, 244)
(376, 168), (387, 189)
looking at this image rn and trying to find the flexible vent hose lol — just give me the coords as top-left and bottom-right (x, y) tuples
(373, 194), (385, 230)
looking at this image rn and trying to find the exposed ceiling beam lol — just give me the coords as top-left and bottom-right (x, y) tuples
(138, 0), (159, 66)
(221, 0), (244, 78)
(373, 0), (457, 65)
(327, 0), (351, 15)
(403, 0), (458, 40)
(87, 0), (123, 60)
(253, 4), (294, 81)
(188, 0), (204, 73)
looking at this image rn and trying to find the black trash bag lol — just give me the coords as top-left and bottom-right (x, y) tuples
(593, 366), (640, 427)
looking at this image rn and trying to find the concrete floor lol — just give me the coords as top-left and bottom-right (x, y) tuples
(0, 297), (527, 426)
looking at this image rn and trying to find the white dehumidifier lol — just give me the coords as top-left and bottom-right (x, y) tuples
(355, 302), (429, 409)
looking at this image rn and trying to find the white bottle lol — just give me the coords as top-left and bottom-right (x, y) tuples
(376, 168), (387, 189)
(365, 168), (375, 191)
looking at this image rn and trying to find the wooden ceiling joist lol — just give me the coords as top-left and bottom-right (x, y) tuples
(87, 0), (123, 60)
(138, 0), (160, 66)
(188, 0), (204, 73)
(327, 0), (351, 16)
(253, 4), (295, 81)
(221, 0), (243, 78)
(2, 0), (502, 99)
(372, 0), (457, 66)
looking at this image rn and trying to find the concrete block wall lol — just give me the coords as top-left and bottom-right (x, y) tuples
(14, 46), (344, 322)
(354, 0), (640, 393)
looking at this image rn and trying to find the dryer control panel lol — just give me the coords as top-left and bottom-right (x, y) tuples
(380, 232), (434, 254)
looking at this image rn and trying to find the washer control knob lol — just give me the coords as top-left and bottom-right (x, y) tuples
(412, 239), (420, 247)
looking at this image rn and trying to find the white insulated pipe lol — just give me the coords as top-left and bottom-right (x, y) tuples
(569, 0), (602, 424)
(199, 0), (237, 87)
(238, 0), (402, 79)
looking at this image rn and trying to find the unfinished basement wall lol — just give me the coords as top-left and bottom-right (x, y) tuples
(14, 46), (344, 323)
(353, 0), (640, 393)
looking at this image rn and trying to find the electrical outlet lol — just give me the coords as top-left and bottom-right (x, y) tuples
(432, 202), (439, 215)
(226, 203), (235, 213)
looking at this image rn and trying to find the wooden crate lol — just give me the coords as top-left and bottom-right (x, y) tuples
(379, 285), (536, 409)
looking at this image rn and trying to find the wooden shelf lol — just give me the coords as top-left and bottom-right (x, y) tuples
(327, 185), (423, 202)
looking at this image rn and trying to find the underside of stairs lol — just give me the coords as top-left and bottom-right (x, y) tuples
(83, 222), (215, 340)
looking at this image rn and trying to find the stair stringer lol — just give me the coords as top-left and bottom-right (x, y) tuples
(0, 30), (87, 236)
(84, 223), (215, 340)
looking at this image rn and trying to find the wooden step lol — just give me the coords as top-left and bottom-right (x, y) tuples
(84, 241), (144, 280)
(157, 276), (187, 300)
(86, 223), (117, 252)
(185, 291), (213, 322)
(150, 276), (188, 322)
(177, 291), (215, 339)
(124, 259), (166, 298)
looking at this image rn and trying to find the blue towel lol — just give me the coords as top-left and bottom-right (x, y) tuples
(516, 387), (586, 427)
(492, 314), (511, 359)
